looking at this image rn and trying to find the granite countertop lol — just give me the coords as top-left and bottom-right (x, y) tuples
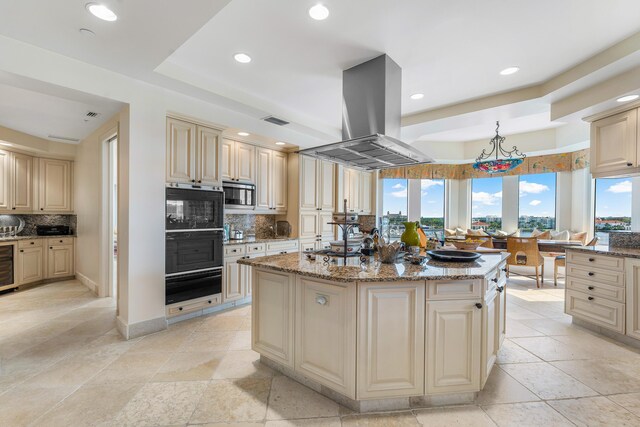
(224, 237), (298, 246)
(0, 235), (76, 242)
(566, 245), (640, 259)
(238, 252), (509, 282)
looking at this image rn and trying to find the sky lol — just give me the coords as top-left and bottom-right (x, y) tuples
(595, 178), (632, 217)
(382, 178), (445, 218)
(382, 179), (408, 215)
(471, 177), (503, 217)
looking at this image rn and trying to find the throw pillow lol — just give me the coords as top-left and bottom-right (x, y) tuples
(550, 230), (570, 241)
(444, 228), (456, 237)
(531, 229), (551, 239)
(570, 231), (588, 245)
(467, 229), (488, 236)
(455, 227), (466, 237)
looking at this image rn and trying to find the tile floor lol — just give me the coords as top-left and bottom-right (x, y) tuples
(1, 262), (640, 426)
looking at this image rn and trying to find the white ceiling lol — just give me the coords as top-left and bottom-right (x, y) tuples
(1, 0), (640, 146)
(0, 71), (124, 143)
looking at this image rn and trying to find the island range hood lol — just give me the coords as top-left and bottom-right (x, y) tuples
(298, 54), (433, 170)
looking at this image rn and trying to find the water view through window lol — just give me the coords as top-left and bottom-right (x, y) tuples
(595, 178), (632, 245)
(471, 177), (502, 232)
(518, 173), (556, 235)
(420, 179), (445, 237)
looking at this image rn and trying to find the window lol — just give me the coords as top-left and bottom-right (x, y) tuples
(420, 179), (445, 234)
(471, 177), (503, 232)
(382, 178), (408, 225)
(595, 178), (632, 245)
(518, 173), (556, 234)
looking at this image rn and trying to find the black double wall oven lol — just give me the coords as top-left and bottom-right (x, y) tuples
(165, 186), (224, 305)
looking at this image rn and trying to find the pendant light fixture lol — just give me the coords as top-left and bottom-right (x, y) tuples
(473, 121), (526, 174)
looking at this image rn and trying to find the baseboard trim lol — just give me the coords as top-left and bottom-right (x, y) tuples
(76, 272), (99, 295)
(116, 315), (167, 340)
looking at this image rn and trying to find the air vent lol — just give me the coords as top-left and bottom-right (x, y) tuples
(48, 135), (80, 143)
(85, 111), (100, 118)
(262, 116), (289, 126)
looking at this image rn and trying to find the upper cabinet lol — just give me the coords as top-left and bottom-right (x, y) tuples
(590, 108), (640, 177)
(38, 158), (73, 212)
(256, 148), (287, 212)
(343, 167), (374, 214)
(300, 156), (335, 212)
(12, 152), (33, 211)
(221, 138), (256, 183)
(166, 117), (222, 186)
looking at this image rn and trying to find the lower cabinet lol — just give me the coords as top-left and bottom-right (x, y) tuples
(426, 299), (481, 394)
(252, 269), (295, 367)
(223, 255), (244, 302)
(626, 259), (640, 340)
(295, 276), (356, 398)
(17, 244), (44, 284)
(16, 238), (75, 285)
(481, 290), (498, 387)
(46, 238), (74, 279)
(357, 282), (425, 399)
(497, 283), (507, 347)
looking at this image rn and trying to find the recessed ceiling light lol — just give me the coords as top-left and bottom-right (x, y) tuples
(237, 132), (250, 137)
(309, 4), (329, 20)
(0, 142), (13, 147)
(234, 53), (252, 64)
(410, 93), (424, 100)
(499, 66), (520, 76)
(275, 141), (286, 146)
(617, 94), (639, 103)
(85, 3), (117, 22)
(78, 28), (95, 37)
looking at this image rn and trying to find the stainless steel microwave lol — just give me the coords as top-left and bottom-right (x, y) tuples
(223, 181), (255, 209)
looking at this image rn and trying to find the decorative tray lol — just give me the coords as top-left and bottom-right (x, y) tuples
(426, 250), (481, 262)
(315, 249), (363, 257)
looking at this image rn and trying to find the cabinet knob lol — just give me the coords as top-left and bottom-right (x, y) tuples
(588, 296), (594, 301)
(501, 268), (507, 272)
(588, 286), (594, 290)
(179, 307), (183, 311)
(588, 272), (594, 276)
(208, 300), (212, 304)
(12, 207), (15, 210)
(491, 278), (498, 283)
(315, 295), (328, 305)
(475, 303), (483, 309)
(627, 162), (634, 167)
(30, 242), (34, 245)
(59, 240), (63, 243)
(191, 179), (196, 183)
(40, 208), (44, 211)
(49, 247), (53, 249)
(497, 286), (504, 292)
(198, 180), (202, 183)
(19, 249), (23, 253)
(588, 258), (595, 262)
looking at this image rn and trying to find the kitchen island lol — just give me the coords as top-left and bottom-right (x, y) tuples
(238, 252), (509, 412)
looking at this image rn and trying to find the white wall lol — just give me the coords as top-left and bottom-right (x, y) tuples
(501, 176), (519, 232)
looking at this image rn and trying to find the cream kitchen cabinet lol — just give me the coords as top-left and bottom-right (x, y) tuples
(357, 282), (425, 399)
(300, 156), (335, 212)
(481, 289), (498, 387)
(626, 258), (640, 340)
(46, 237), (74, 279)
(221, 139), (256, 183)
(37, 158), (73, 213)
(0, 151), (34, 213)
(343, 167), (374, 214)
(223, 254), (244, 302)
(166, 118), (221, 186)
(298, 211), (334, 241)
(295, 276), (356, 398)
(256, 148), (287, 212)
(590, 108), (640, 177)
(252, 269), (295, 368)
(17, 240), (44, 285)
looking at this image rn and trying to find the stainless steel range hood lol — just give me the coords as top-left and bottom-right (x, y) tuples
(299, 54), (433, 170)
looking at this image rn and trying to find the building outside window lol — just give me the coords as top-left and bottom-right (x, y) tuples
(471, 177), (503, 232)
(420, 179), (445, 237)
(518, 173), (557, 235)
(595, 178), (632, 245)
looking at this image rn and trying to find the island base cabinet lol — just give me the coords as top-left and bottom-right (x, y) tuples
(295, 277), (356, 398)
(252, 269), (295, 368)
(357, 283), (425, 399)
(626, 259), (640, 340)
(426, 299), (481, 395)
(481, 290), (498, 388)
(497, 284), (507, 347)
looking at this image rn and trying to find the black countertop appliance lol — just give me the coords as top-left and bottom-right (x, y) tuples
(36, 225), (72, 236)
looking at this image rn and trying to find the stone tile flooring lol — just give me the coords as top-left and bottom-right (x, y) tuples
(2, 270), (640, 426)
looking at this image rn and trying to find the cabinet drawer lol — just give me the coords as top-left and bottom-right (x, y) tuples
(567, 251), (624, 271)
(246, 243), (266, 254)
(485, 269), (499, 294)
(266, 249), (298, 256)
(166, 294), (221, 317)
(266, 240), (299, 252)
(18, 239), (43, 249)
(565, 289), (625, 334)
(566, 277), (625, 303)
(48, 237), (74, 246)
(567, 264), (624, 287)
(427, 279), (482, 300)
(224, 245), (246, 256)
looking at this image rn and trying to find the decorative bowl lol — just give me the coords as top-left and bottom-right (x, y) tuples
(427, 250), (481, 262)
(329, 240), (361, 254)
(452, 241), (479, 250)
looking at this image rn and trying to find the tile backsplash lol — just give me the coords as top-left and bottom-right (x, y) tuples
(0, 214), (77, 236)
(225, 214), (276, 239)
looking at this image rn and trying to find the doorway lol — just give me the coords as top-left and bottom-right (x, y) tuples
(108, 136), (118, 298)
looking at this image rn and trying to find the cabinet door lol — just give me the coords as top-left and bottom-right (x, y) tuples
(223, 255), (244, 302)
(47, 244), (74, 279)
(299, 212), (319, 239)
(296, 276), (356, 398)
(252, 269), (295, 367)
(591, 109), (638, 175)
(357, 282), (425, 399)
(626, 259), (640, 340)
(426, 299), (481, 394)
(256, 148), (272, 209)
(481, 291), (498, 387)
(39, 159), (72, 212)
(319, 160), (335, 211)
(236, 142), (256, 183)
(299, 239), (316, 253)
(166, 118), (196, 183)
(18, 246), (43, 284)
(300, 156), (318, 210)
(359, 171), (373, 214)
(221, 139), (235, 181)
(0, 150), (10, 211)
(345, 169), (359, 212)
(319, 212), (335, 239)
(12, 153), (32, 211)
(497, 284), (507, 347)
(196, 126), (220, 186)
(272, 151), (287, 211)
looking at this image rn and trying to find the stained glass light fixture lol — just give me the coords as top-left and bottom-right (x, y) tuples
(473, 121), (526, 174)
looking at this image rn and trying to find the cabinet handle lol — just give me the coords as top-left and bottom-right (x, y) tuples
(59, 240), (63, 243)
(475, 303), (483, 309)
(501, 268), (507, 272)
(497, 286), (504, 292)
(49, 247), (53, 249)
(491, 278), (498, 283)
(12, 207), (15, 210)
(315, 295), (328, 305)
(30, 242), (34, 245)
(588, 296), (594, 301)
(19, 249), (23, 253)
(588, 258), (595, 262)
(627, 163), (634, 167)
(588, 286), (594, 290)
(588, 272), (594, 276)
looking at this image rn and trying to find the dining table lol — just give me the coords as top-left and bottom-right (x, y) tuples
(443, 237), (584, 254)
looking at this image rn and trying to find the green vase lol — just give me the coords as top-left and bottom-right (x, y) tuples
(401, 221), (421, 247)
